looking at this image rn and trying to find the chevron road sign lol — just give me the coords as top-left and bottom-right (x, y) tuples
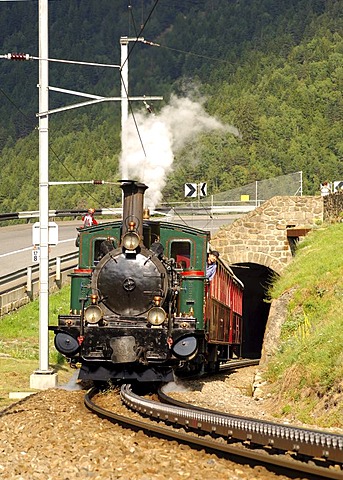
(184, 182), (207, 198)
(199, 182), (207, 197)
(333, 181), (343, 192)
(185, 183), (197, 197)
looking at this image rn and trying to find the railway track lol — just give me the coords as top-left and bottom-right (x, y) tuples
(84, 376), (343, 480)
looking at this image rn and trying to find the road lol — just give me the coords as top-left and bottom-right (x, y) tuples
(0, 215), (240, 277)
(0, 221), (80, 278)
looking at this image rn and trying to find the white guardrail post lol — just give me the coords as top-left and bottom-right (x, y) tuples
(55, 257), (61, 285)
(26, 267), (33, 299)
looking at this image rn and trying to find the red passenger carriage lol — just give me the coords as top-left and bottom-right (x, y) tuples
(205, 259), (243, 366)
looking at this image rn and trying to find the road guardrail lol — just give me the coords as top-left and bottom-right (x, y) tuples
(0, 251), (78, 316)
(0, 251), (78, 288)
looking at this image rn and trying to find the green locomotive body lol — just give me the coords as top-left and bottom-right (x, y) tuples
(50, 181), (243, 384)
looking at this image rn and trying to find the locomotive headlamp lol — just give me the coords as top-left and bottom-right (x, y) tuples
(122, 231), (140, 250)
(147, 306), (166, 326)
(84, 304), (103, 324)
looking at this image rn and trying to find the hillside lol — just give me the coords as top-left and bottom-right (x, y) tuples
(0, 0), (342, 211)
(264, 222), (343, 427)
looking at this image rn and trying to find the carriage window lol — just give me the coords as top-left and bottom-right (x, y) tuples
(170, 241), (191, 269)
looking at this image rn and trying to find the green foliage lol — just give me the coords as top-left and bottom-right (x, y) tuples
(1, 0), (343, 211)
(0, 286), (73, 408)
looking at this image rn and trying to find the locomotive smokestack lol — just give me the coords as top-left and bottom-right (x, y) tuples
(121, 181), (148, 241)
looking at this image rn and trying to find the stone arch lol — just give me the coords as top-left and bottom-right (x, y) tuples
(210, 195), (323, 360)
(228, 251), (284, 276)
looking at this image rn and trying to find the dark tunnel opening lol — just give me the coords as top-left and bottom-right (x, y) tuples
(231, 263), (277, 359)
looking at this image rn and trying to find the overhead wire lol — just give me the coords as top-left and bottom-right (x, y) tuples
(128, 1), (139, 37)
(117, 0), (200, 226)
(0, 87), (36, 129)
(0, 0), (161, 212)
(0, 91), (108, 211)
(157, 44), (230, 64)
(47, 143), (116, 212)
(121, 0), (160, 71)
(0, 3), (156, 215)
(120, 72), (147, 158)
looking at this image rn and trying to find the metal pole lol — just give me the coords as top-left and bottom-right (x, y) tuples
(120, 37), (129, 180)
(30, 0), (57, 388)
(38, 0), (50, 373)
(26, 267), (33, 298)
(120, 37), (129, 127)
(300, 171), (303, 196)
(55, 256), (61, 283)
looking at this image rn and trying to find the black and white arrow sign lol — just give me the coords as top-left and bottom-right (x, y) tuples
(185, 183), (197, 198)
(333, 181), (343, 192)
(199, 182), (207, 197)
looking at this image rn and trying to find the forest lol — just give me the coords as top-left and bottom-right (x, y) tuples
(0, 0), (342, 212)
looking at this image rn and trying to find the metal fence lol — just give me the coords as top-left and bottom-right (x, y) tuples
(212, 171), (303, 205)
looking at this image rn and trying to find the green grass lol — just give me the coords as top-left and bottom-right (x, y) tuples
(266, 223), (343, 428)
(0, 286), (73, 409)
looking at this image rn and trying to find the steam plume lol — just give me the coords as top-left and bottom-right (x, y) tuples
(120, 94), (240, 208)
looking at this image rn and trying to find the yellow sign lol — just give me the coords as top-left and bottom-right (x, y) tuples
(240, 194), (250, 201)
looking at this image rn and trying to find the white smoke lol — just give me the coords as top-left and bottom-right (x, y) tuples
(120, 94), (240, 208)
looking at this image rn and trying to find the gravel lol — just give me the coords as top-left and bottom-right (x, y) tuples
(0, 367), (337, 480)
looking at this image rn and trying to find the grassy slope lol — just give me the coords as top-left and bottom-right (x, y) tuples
(266, 222), (343, 427)
(0, 287), (73, 409)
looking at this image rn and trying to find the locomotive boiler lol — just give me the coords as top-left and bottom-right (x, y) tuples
(50, 181), (244, 384)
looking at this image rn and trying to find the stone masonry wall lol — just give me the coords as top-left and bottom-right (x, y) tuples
(211, 196), (323, 275)
(323, 191), (343, 222)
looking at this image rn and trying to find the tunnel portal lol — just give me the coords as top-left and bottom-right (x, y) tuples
(231, 263), (277, 359)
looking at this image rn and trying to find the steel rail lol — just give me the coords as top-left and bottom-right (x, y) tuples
(85, 386), (343, 480)
(121, 384), (343, 464)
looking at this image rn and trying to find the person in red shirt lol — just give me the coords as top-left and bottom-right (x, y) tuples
(82, 208), (98, 227)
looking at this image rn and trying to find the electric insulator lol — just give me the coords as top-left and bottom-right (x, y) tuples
(9, 53), (30, 61)
(93, 180), (104, 185)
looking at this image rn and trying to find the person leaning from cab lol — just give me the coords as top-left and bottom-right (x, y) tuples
(82, 208), (98, 227)
(206, 250), (219, 281)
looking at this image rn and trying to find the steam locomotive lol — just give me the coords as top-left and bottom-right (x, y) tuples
(50, 181), (244, 384)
